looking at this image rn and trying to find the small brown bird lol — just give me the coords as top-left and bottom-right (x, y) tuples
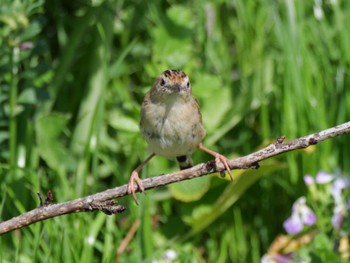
(127, 69), (232, 203)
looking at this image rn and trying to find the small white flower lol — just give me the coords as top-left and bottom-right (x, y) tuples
(164, 249), (177, 261)
(313, 0), (324, 20)
(86, 235), (95, 245)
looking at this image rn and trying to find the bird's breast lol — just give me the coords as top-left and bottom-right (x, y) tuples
(140, 97), (205, 157)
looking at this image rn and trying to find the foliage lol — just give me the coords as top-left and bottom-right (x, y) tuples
(1, 0), (350, 262)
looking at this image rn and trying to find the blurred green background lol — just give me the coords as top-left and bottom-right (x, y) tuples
(1, 0), (350, 262)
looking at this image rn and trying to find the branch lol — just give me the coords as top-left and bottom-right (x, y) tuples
(1, 121), (350, 235)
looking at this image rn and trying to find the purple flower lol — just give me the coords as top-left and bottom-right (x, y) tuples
(283, 197), (317, 234)
(274, 253), (294, 263)
(261, 253), (294, 263)
(331, 202), (345, 230)
(314, 171), (350, 229)
(330, 177), (350, 229)
(19, 41), (34, 50)
(303, 175), (314, 186)
(332, 177), (350, 196)
(315, 171), (334, 184)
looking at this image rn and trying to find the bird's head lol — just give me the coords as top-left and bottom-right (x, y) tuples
(151, 69), (192, 100)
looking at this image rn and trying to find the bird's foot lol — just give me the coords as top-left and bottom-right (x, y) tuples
(197, 144), (233, 181)
(127, 171), (145, 205)
(214, 154), (233, 181)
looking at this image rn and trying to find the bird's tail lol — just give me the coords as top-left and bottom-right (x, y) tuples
(176, 155), (193, 170)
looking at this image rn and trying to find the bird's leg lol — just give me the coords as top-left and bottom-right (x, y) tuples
(197, 144), (233, 180)
(127, 153), (156, 204)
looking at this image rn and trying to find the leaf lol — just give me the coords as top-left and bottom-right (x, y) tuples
(192, 74), (232, 134)
(148, 5), (193, 70)
(35, 113), (73, 172)
(169, 176), (211, 202)
(152, 27), (192, 69)
(183, 159), (285, 234)
(109, 110), (139, 133)
(167, 5), (194, 29)
(18, 88), (37, 104)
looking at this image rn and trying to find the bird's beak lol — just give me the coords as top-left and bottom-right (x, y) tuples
(173, 84), (181, 92)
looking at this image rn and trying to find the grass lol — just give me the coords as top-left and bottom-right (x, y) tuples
(1, 0), (350, 262)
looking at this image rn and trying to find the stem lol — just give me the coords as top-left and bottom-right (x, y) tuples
(9, 46), (20, 168)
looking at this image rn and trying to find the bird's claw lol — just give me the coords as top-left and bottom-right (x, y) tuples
(215, 154), (233, 181)
(127, 171), (145, 205)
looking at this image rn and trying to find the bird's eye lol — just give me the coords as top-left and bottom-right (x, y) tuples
(160, 78), (166, 86)
(186, 81), (190, 88)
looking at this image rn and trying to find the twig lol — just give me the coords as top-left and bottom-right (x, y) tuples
(116, 219), (141, 258)
(0, 121), (350, 235)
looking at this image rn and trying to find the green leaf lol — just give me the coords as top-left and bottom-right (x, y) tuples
(184, 159), (285, 234)
(18, 88), (37, 104)
(193, 74), (231, 134)
(109, 110), (139, 133)
(148, 5), (193, 70)
(169, 176), (211, 202)
(167, 5), (194, 29)
(151, 27), (192, 69)
(35, 113), (73, 172)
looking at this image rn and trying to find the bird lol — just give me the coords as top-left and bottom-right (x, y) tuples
(127, 69), (232, 203)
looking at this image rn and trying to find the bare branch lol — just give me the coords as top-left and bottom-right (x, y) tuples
(1, 121), (350, 235)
